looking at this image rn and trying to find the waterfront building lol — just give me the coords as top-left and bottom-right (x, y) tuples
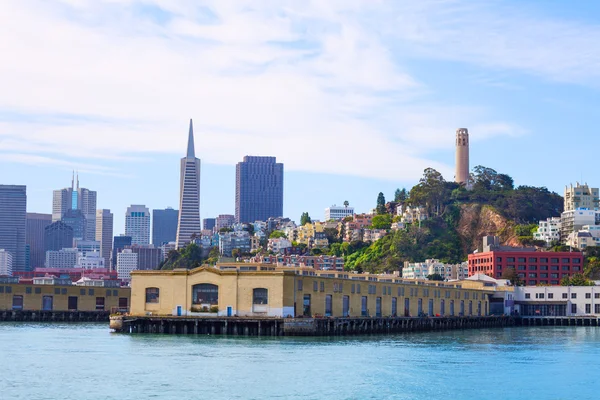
(564, 182), (599, 212)
(0, 249), (13, 276)
(45, 248), (78, 269)
(216, 214), (235, 231)
(112, 235), (132, 269)
(455, 128), (470, 187)
(152, 208), (179, 246)
(325, 205), (354, 221)
(468, 238), (584, 286)
(235, 156), (284, 224)
(514, 286), (600, 317)
(0, 282), (129, 312)
(402, 260), (469, 281)
(533, 217), (561, 245)
(52, 173), (97, 240)
(95, 209), (113, 267)
(125, 205), (151, 245)
(13, 267), (118, 283)
(203, 218), (216, 232)
(0, 185), (27, 273)
(218, 231), (251, 257)
(176, 120), (202, 249)
(130, 263), (493, 318)
(560, 208), (599, 242)
(117, 249), (138, 282)
(26, 213), (52, 270)
(129, 244), (162, 271)
(44, 221), (74, 252)
(268, 238), (292, 254)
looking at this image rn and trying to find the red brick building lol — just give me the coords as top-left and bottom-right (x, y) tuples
(468, 251), (584, 285)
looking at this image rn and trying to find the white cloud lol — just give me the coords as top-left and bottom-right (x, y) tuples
(2, 0), (587, 182)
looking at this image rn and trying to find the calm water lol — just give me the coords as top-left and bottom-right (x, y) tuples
(0, 324), (598, 400)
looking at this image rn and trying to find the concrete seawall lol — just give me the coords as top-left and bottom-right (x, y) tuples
(1, 310), (110, 322)
(112, 315), (516, 336)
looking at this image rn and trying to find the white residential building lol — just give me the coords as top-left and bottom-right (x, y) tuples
(45, 248), (79, 268)
(402, 259), (468, 281)
(125, 205), (151, 245)
(325, 205), (354, 221)
(267, 238), (292, 254)
(560, 208), (600, 241)
(533, 217), (561, 245)
(77, 252), (106, 269)
(362, 229), (388, 243)
(0, 249), (13, 276)
(116, 249), (138, 281)
(514, 286), (600, 317)
(564, 182), (599, 212)
(397, 205), (428, 224)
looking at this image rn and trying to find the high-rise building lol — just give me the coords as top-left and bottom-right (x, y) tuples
(125, 205), (150, 245)
(62, 209), (87, 241)
(152, 208), (179, 246)
(116, 249), (138, 281)
(129, 244), (162, 271)
(26, 213), (52, 269)
(203, 218), (216, 232)
(564, 182), (599, 212)
(0, 249), (13, 276)
(455, 128), (470, 187)
(52, 173), (97, 240)
(45, 221), (74, 251)
(216, 214), (235, 231)
(176, 119), (201, 249)
(45, 248), (78, 269)
(112, 235), (132, 269)
(74, 239), (100, 257)
(96, 209), (113, 265)
(0, 185), (27, 273)
(235, 156), (283, 223)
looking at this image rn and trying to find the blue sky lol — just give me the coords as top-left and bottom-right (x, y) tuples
(1, 0), (600, 234)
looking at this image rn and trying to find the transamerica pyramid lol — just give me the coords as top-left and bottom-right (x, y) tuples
(175, 119), (201, 249)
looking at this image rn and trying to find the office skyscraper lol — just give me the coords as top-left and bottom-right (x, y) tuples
(176, 119), (201, 249)
(152, 208), (179, 246)
(125, 205), (150, 245)
(203, 218), (216, 232)
(52, 172), (97, 240)
(26, 213), (52, 269)
(45, 221), (74, 252)
(0, 185), (27, 273)
(112, 235), (132, 269)
(96, 209), (113, 266)
(235, 156), (283, 223)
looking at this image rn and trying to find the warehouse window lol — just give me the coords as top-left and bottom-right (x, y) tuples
(145, 287), (160, 303)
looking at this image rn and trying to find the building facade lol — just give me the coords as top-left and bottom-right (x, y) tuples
(514, 286), (600, 317)
(216, 214), (235, 231)
(95, 209), (113, 267)
(129, 245), (162, 271)
(218, 232), (251, 257)
(402, 260), (469, 281)
(52, 173), (97, 240)
(77, 253), (106, 269)
(74, 240), (100, 257)
(44, 221), (74, 252)
(325, 205), (354, 221)
(176, 120), (202, 249)
(560, 208), (599, 242)
(61, 209), (87, 241)
(0, 250), (13, 276)
(112, 235), (132, 270)
(235, 156), (283, 223)
(130, 264), (493, 318)
(468, 250), (584, 286)
(533, 217), (561, 245)
(45, 248), (79, 269)
(564, 182), (599, 212)
(117, 249), (138, 281)
(203, 218), (216, 232)
(455, 128), (469, 187)
(26, 213), (52, 270)
(152, 208), (179, 246)
(0, 185), (27, 273)
(125, 205), (151, 245)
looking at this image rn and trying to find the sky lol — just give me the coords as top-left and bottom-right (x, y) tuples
(2, 0), (600, 235)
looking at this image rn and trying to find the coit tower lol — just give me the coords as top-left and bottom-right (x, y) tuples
(455, 128), (469, 186)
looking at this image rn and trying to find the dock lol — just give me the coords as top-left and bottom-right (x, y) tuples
(1, 310), (110, 322)
(516, 316), (600, 327)
(110, 315), (515, 336)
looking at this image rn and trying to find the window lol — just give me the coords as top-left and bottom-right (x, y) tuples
(392, 297), (397, 316)
(562, 293), (568, 299)
(507, 257), (515, 262)
(548, 293), (554, 299)
(119, 297), (128, 309)
(12, 295), (23, 310)
(113, 290), (118, 297)
(192, 284), (218, 305)
(586, 293), (591, 299)
(0, 287), (4, 294)
(313, 281), (318, 292)
(529, 258), (537, 263)
(518, 257), (526, 263)
(525, 293), (531, 299)
(54, 288), (60, 295)
(253, 288), (268, 305)
(383, 286), (387, 295)
(357, 284), (361, 294)
(573, 258), (581, 264)
(361, 296), (368, 316)
(88, 289), (94, 296)
(540, 258), (548, 263)
(95, 297), (105, 311)
(297, 280), (303, 291)
(518, 266), (526, 271)
(571, 293), (577, 299)
(145, 287), (160, 303)
(562, 266), (570, 271)
(5, 286), (11, 294)
(562, 258), (570, 264)
(528, 265), (537, 271)
(551, 265), (559, 271)
(25, 287), (32, 294)
(551, 258), (559, 263)
(325, 295), (333, 317)
(80, 288), (85, 295)
(595, 293), (600, 299)
(320, 282), (325, 292)
(571, 304), (577, 314)
(351, 284), (355, 294)
(35, 287), (41, 294)
(586, 304), (591, 314)
(540, 273), (548, 278)
(540, 266), (548, 271)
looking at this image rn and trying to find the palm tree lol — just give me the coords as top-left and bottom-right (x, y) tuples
(343, 200), (349, 208)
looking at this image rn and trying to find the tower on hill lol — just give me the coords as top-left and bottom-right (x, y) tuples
(455, 128), (470, 187)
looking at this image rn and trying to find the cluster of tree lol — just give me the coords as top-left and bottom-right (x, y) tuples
(300, 212), (312, 226)
(159, 243), (220, 270)
(561, 273), (594, 286)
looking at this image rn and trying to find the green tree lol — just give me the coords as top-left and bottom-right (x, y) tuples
(561, 273), (594, 286)
(300, 212), (312, 226)
(394, 188), (408, 203)
(269, 230), (287, 239)
(371, 214), (392, 229)
(343, 200), (350, 208)
(501, 267), (523, 286)
(426, 273), (444, 281)
(376, 192), (386, 214)
(231, 249), (240, 259)
(310, 248), (323, 256)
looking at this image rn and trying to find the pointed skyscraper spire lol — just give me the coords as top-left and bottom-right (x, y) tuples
(186, 119), (195, 159)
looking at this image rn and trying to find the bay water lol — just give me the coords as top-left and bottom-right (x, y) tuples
(0, 323), (598, 399)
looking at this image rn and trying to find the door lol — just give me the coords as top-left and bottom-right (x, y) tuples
(404, 298), (410, 317)
(342, 296), (350, 317)
(361, 296), (368, 316)
(460, 300), (465, 316)
(477, 302), (481, 316)
(95, 297), (105, 311)
(450, 300), (455, 316)
(176, 305), (182, 316)
(375, 297), (382, 317)
(303, 294), (311, 317)
(12, 295), (23, 310)
(428, 299), (434, 316)
(42, 296), (53, 311)
(418, 298), (423, 316)
(469, 301), (473, 316)
(68, 296), (78, 311)
(391, 297), (397, 317)
(440, 299), (445, 316)
(119, 297), (128, 311)
(227, 306), (233, 317)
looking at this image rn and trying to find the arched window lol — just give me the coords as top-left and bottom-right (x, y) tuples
(253, 288), (268, 305)
(192, 284), (218, 305)
(145, 287), (159, 303)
